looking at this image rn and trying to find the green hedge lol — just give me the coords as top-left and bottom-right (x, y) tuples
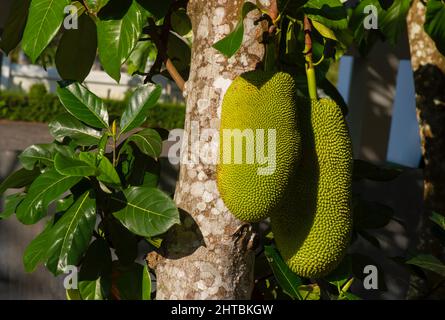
(0, 87), (185, 129)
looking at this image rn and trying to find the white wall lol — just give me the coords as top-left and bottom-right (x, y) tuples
(0, 56), (184, 103)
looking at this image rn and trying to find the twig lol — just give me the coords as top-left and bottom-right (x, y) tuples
(145, 18), (186, 92)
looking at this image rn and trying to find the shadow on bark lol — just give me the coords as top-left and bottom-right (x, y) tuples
(157, 208), (205, 260)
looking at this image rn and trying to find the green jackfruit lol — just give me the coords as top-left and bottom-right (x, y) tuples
(217, 70), (301, 222)
(271, 98), (353, 278)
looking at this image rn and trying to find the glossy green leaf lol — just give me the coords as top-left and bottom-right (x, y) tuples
(264, 245), (303, 300)
(78, 238), (112, 300)
(19, 144), (55, 170)
(112, 187), (180, 237)
(127, 129), (162, 159)
(56, 14), (98, 82)
(57, 82), (109, 129)
(407, 254), (445, 278)
(23, 218), (54, 272)
(212, 2), (258, 58)
(84, 0), (110, 13)
(304, 0), (348, 29)
(49, 114), (102, 146)
(97, 1), (144, 82)
(54, 153), (97, 177)
(127, 41), (156, 75)
(425, 0), (445, 56)
(0, 167), (40, 194)
(0, 0), (31, 54)
(142, 264), (151, 300)
(45, 191), (96, 275)
(379, 0), (411, 45)
(120, 84), (162, 134)
(171, 9), (192, 36)
(136, 0), (172, 19)
(0, 193), (26, 219)
(79, 152), (121, 186)
(431, 211), (445, 231)
(112, 262), (148, 300)
(57, 195), (74, 212)
(18, 144), (73, 170)
(312, 20), (338, 40)
(16, 169), (82, 224)
(22, 0), (70, 62)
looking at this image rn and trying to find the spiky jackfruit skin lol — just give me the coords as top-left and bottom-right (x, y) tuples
(217, 71), (301, 222)
(271, 98), (353, 278)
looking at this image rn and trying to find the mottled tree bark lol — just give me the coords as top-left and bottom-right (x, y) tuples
(149, 0), (268, 299)
(406, 0), (445, 298)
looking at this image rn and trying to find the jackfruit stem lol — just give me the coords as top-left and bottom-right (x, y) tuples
(303, 16), (318, 100)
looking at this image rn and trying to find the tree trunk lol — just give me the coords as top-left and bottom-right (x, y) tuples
(406, 0), (445, 298)
(149, 0), (268, 299)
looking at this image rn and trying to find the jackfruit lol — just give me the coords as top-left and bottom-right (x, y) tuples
(217, 71), (301, 222)
(271, 98), (353, 278)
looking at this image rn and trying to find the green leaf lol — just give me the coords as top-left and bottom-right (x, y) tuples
(126, 41), (156, 75)
(18, 143), (73, 170)
(353, 159), (404, 181)
(78, 238), (112, 300)
(56, 14), (98, 82)
(298, 284), (320, 300)
(406, 254), (445, 278)
(97, 0), (144, 82)
(0, 193), (26, 219)
(304, 0), (348, 29)
(79, 152), (121, 186)
(171, 9), (192, 36)
(106, 218), (138, 266)
(0, 0), (31, 54)
(324, 255), (352, 288)
(112, 186), (180, 237)
(19, 144), (56, 170)
(57, 82), (109, 129)
(49, 114), (102, 146)
(212, 2), (258, 58)
(120, 84), (162, 134)
(136, 0), (172, 19)
(312, 20), (338, 40)
(142, 264), (151, 300)
(425, 0), (445, 56)
(66, 289), (82, 300)
(57, 195), (74, 212)
(112, 262), (148, 300)
(84, 0), (110, 13)
(118, 143), (160, 188)
(16, 169), (82, 224)
(23, 217), (54, 272)
(341, 292), (362, 300)
(45, 191), (96, 275)
(22, 0), (70, 62)
(264, 245), (303, 300)
(379, 0), (411, 46)
(163, 32), (191, 80)
(431, 211), (445, 231)
(0, 167), (40, 194)
(54, 153), (97, 177)
(127, 129), (163, 159)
